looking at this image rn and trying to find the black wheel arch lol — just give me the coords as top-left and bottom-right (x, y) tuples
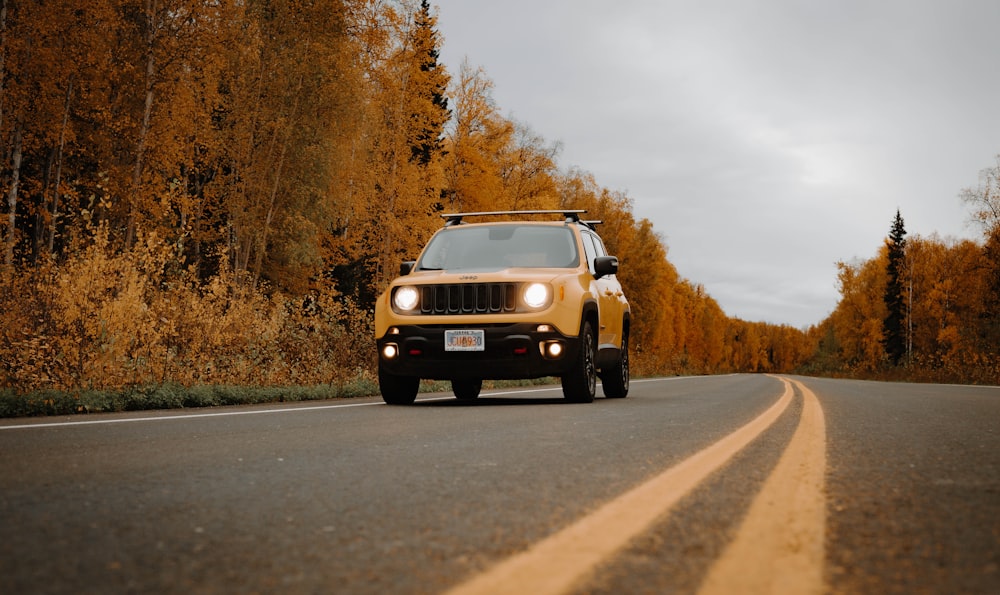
(580, 299), (600, 342)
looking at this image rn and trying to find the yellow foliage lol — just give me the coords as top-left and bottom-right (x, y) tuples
(821, 232), (1000, 383)
(0, 0), (825, 397)
(0, 229), (372, 392)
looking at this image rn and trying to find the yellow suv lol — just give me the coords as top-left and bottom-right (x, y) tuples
(375, 210), (631, 404)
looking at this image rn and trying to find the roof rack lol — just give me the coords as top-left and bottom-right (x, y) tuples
(441, 210), (588, 227)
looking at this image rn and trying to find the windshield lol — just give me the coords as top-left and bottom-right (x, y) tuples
(417, 225), (580, 271)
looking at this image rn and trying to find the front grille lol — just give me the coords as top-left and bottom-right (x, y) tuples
(419, 283), (519, 314)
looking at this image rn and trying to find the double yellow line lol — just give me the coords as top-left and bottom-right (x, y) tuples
(445, 376), (827, 595)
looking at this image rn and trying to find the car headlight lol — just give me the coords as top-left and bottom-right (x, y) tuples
(393, 286), (419, 311)
(522, 283), (550, 309)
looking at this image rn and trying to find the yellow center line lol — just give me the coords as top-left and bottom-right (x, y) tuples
(698, 377), (828, 595)
(444, 377), (797, 595)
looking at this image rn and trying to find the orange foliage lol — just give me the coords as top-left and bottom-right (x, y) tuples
(818, 230), (1000, 384)
(0, 228), (372, 391)
(554, 169), (811, 377)
(1, 0), (818, 396)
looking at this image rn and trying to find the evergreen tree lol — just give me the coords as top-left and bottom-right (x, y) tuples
(329, 0), (452, 306)
(883, 210), (908, 365)
(409, 0), (451, 167)
(979, 228), (1000, 355)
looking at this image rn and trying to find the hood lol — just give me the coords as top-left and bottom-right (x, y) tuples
(393, 267), (570, 286)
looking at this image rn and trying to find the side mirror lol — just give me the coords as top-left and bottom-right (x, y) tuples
(594, 255), (618, 279)
(400, 261), (415, 276)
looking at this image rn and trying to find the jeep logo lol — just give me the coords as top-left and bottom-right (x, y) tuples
(459, 275), (479, 280)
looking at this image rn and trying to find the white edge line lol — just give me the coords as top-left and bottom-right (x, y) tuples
(0, 400), (383, 430)
(0, 377), (689, 431)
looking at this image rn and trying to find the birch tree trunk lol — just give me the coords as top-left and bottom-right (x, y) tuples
(48, 78), (73, 254)
(0, 0), (7, 140)
(0, 0), (8, 267)
(4, 118), (21, 266)
(126, 0), (158, 250)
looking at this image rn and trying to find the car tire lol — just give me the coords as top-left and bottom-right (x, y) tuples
(452, 378), (482, 400)
(379, 363), (419, 405)
(601, 331), (630, 398)
(562, 320), (596, 403)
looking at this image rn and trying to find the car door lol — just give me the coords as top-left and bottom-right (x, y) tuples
(582, 231), (624, 349)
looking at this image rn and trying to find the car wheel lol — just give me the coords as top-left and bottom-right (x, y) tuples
(378, 363), (419, 405)
(452, 378), (482, 400)
(562, 320), (596, 403)
(601, 331), (630, 399)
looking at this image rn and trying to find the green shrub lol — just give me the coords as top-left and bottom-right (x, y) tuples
(0, 374), (388, 418)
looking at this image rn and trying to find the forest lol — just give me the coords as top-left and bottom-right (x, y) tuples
(810, 167), (1000, 385)
(0, 0), (996, 410)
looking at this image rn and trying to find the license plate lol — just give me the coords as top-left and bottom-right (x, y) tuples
(445, 329), (485, 352)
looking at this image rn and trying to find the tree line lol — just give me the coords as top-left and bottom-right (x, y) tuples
(1, 0), (991, 396)
(809, 157), (1000, 384)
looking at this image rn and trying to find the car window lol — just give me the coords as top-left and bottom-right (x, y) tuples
(417, 225), (580, 271)
(581, 232), (599, 274)
(590, 233), (608, 257)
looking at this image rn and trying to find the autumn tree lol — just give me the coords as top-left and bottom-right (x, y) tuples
(961, 154), (1000, 231)
(497, 120), (560, 210)
(0, 0), (70, 267)
(330, 0), (450, 307)
(22, 0), (97, 261)
(961, 155), (1000, 354)
(119, 0), (211, 250)
(906, 235), (985, 368)
(0, 0), (145, 265)
(211, 0), (359, 292)
(829, 254), (888, 372)
(616, 216), (674, 356)
(0, 0), (252, 267)
(0, 0), (24, 268)
(442, 60), (512, 213)
(729, 320), (765, 372)
(980, 229), (1000, 355)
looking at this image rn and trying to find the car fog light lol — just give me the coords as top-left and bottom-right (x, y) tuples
(382, 344), (398, 359)
(546, 342), (563, 358)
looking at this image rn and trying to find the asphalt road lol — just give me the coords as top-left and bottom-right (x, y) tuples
(0, 375), (997, 594)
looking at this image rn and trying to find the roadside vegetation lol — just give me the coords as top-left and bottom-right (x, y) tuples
(1, 1), (996, 416)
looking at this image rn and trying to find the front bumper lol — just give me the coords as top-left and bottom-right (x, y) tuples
(376, 322), (581, 380)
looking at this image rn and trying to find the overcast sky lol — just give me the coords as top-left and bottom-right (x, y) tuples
(431, 0), (1000, 328)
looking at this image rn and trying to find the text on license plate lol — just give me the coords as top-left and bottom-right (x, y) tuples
(445, 329), (485, 351)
